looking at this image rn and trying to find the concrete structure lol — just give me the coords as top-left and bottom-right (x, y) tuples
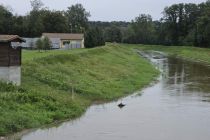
(42, 33), (84, 49)
(0, 35), (25, 85)
(0, 67), (21, 85)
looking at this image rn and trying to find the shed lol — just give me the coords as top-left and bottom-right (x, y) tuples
(0, 35), (25, 66)
(0, 35), (25, 85)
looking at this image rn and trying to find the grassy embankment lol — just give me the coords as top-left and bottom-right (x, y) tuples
(0, 44), (158, 136)
(124, 44), (210, 64)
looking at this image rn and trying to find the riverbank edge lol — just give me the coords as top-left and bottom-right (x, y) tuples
(5, 81), (159, 140)
(2, 44), (159, 138)
(126, 44), (210, 65)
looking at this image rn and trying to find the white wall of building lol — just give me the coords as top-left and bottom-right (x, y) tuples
(0, 67), (21, 86)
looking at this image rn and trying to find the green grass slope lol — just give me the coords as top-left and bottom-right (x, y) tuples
(0, 44), (158, 136)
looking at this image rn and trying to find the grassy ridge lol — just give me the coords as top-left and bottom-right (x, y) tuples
(0, 44), (158, 136)
(124, 44), (210, 64)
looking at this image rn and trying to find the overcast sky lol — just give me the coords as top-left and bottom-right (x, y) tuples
(0, 0), (206, 21)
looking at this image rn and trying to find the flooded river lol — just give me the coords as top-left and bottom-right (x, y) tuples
(18, 51), (210, 140)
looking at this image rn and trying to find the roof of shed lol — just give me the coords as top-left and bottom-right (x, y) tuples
(0, 35), (25, 43)
(42, 33), (84, 40)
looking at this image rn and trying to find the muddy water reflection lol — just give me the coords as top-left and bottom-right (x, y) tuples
(20, 52), (210, 140)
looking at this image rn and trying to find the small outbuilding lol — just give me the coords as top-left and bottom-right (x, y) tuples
(0, 35), (25, 85)
(42, 33), (84, 49)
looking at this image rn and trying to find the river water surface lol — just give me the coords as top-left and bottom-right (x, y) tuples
(18, 51), (210, 140)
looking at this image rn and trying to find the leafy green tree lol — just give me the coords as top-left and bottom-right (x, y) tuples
(36, 37), (52, 51)
(163, 5), (180, 45)
(162, 3), (200, 46)
(85, 27), (105, 48)
(27, 10), (45, 37)
(124, 14), (156, 44)
(36, 38), (43, 51)
(42, 10), (68, 33)
(42, 37), (52, 50)
(196, 1), (210, 47)
(65, 4), (90, 33)
(0, 5), (13, 34)
(27, 0), (47, 37)
(104, 25), (122, 43)
(85, 29), (95, 48)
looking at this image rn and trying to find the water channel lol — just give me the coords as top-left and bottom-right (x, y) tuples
(16, 51), (210, 140)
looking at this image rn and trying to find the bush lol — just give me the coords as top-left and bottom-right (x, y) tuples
(35, 37), (52, 51)
(85, 27), (105, 48)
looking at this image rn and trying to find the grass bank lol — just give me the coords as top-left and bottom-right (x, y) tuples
(0, 44), (158, 136)
(123, 44), (210, 64)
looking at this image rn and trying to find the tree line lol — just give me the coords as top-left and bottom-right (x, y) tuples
(1, 0), (210, 48)
(90, 0), (210, 48)
(0, 0), (105, 48)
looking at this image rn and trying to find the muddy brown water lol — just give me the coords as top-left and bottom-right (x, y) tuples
(14, 51), (210, 140)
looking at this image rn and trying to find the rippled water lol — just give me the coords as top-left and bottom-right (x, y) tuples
(17, 51), (210, 140)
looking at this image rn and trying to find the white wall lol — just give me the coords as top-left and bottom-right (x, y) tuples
(21, 38), (40, 48)
(0, 67), (21, 86)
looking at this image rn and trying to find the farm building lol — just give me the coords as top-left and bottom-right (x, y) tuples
(42, 33), (84, 49)
(0, 35), (25, 85)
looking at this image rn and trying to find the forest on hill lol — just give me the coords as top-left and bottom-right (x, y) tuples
(0, 0), (210, 47)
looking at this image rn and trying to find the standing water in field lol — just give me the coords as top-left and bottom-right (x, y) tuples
(15, 51), (210, 140)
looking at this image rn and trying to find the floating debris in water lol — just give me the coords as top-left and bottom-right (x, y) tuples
(118, 103), (126, 108)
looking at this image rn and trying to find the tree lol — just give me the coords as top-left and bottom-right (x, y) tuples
(163, 5), (180, 45)
(85, 27), (105, 48)
(123, 14), (156, 44)
(65, 4), (90, 33)
(42, 37), (52, 50)
(162, 3), (201, 46)
(36, 38), (43, 51)
(26, 0), (47, 37)
(27, 10), (45, 37)
(36, 37), (52, 51)
(42, 10), (68, 33)
(30, 0), (44, 11)
(0, 5), (13, 34)
(104, 25), (122, 43)
(196, 1), (210, 47)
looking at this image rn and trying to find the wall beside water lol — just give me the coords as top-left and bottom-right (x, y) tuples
(0, 66), (21, 85)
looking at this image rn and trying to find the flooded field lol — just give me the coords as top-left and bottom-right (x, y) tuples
(16, 51), (210, 140)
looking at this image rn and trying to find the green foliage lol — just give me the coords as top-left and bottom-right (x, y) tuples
(0, 5), (13, 34)
(2, 1), (210, 48)
(159, 1), (210, 47)
(0, 45), (158, 136)
(0, 2), (88, 37)
(0, 82), (26, 93)
(36, 38), (43, 51)
(88, 2), (210, 48)
(196, 1), (210, 47)
(35, 37), (52, 51)
(123, 14), (156, 44)
(42, 37), (52, 50)
(104, 25), (122, 43)
(42, 10), (68, 33)
(85, 27), (105, 48)
(65, 4), (90, 33)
